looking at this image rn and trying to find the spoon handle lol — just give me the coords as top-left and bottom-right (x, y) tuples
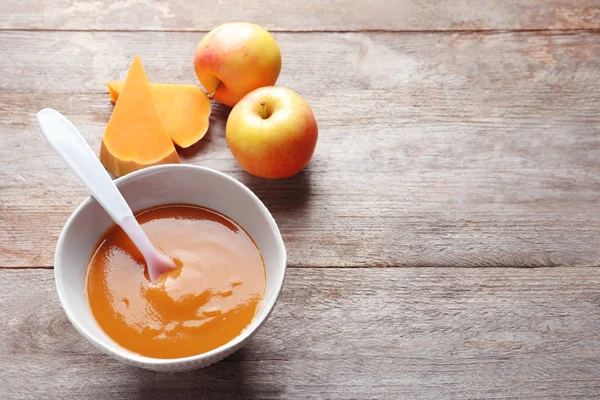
(37, 108), (176, 282)
(36, 108), (135, 223)
(36, 108), (160, 260)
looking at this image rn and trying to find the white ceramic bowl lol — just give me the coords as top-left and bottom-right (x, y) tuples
(54, 164), (287, 371)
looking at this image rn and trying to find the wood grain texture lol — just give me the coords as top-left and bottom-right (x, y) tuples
(1, 31), (600, 268)
(1, 267), (600, 399)
(0, 0), (599, 31)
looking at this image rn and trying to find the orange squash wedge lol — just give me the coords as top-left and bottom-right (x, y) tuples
(100, 56), (180, 177)
(107, 81), (211, 148)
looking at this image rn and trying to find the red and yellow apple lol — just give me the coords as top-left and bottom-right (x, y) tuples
(226, 86), (318, 179)
(194, 22), (282, 107)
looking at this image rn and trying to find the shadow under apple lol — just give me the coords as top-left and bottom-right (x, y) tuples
(238, 167), (313, 222)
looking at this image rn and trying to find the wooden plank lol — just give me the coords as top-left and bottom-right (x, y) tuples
(0, 0), (599, 31)
(1, 267), (600, 398)
(1, 31), (600, 268)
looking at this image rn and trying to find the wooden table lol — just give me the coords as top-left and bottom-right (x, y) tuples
(1, 1), (600, 398)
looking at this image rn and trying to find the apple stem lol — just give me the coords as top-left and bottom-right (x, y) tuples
(260, 101), (268, 119)
(206, 82), (221, 100)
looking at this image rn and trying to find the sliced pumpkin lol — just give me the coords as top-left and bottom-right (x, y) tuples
(100, 56), (180, 177)
(108, 81), (211, 148)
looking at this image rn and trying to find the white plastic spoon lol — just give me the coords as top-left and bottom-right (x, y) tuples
(36, 108), (177, 283)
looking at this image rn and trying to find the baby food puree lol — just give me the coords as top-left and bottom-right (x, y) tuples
(85, 204), (266, 359)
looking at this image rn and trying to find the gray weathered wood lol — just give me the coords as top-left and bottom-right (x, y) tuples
(2, 1), (600, 399)
(0, 0), (599, 31)
(1, 31), (599, 268)
(1, 267), (600, 399)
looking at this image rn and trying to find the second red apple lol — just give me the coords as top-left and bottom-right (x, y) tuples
(226, 86), (318, 179)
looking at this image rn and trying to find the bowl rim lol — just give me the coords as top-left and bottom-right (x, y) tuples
(54, 163), (287, 366)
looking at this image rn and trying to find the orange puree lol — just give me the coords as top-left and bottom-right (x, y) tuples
(85, 204), (266, 359)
